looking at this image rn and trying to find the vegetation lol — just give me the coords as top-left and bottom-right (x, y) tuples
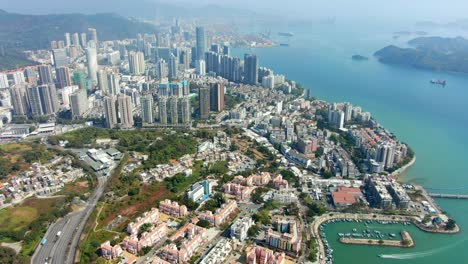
(200, 193), (225, 213)
(307, 238), (318, 262)
(0, 246), (16, 264)
(375, 36), (468, 74)
(0, 143), (52, 179)
(0, 197), (71, 263)
(138, 223), (153, 235)
(196, 219), (211, 228)
(247, 225), (260, 237)
(446, 219), (456, 230)
(225, 94), (243, 109)
(252, 209), (271, 225)
(280, 170), (299, 187)
(251, 187), (269, 204)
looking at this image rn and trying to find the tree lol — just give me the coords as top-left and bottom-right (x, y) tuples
(139, 223), (153, 235)
(446, 219), (456, 230)
(253, 209), (271, 225)
(196, 219), (211, 228)
(251, 187), (268, 204)
(248, 225), (260, 237)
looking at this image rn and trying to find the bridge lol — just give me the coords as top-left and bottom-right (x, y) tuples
(428, 193), (468, 199)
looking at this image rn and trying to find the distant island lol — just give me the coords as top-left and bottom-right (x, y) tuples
(352, 55), (369, 61)
(374, 36), (468, 74)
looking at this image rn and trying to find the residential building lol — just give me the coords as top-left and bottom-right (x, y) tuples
(199, 87), (210, 119)
(126, 208), (160, 235)
(160, 223), (206, 263)
(159, 199), (188, 218)
(198, 199), (237, 227)
(104, 96), (118, 128)
(141, 94), (154, 124)
(200, 238), (233, 264)
(210, 83), (224, 112)
(56, 66), (72, 88)
(230, 217), (254, 241)
(246, 246), (285, 264)
(129, 51), (146, 75)
(265, 216), (301, 254)
(100, 241), (123, 260)
(118, 94), (134, 128)
(69, 89), (88, 119)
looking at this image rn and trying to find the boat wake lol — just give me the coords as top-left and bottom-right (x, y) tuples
(379, 238), (467, 260)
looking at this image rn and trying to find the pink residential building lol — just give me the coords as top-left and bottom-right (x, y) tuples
(246, 246), (285, 264)
(126, 208), (160, 235)
(224, 183), (254, 201)
(159, 199), (188, 217)
(122, 223), (168, 254)
(100, 241), (123, 259)
(272, 175), (289, 190)
(160, 223), (207, 263)
(198, 200), (238, 227)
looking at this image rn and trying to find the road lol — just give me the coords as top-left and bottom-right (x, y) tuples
(32, 176), (108, 264)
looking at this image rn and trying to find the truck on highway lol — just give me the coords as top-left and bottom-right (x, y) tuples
(40, 238), (47, 245)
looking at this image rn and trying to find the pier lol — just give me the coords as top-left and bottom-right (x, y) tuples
(339, 231), (414, 248)
(428, 193), (468, 199)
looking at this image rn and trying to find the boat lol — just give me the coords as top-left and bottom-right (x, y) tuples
(378, 254), (383, 258)
(279, 43), (290, 47)
(430, 79), (446, 86)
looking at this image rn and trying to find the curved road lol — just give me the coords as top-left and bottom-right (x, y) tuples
(32, 177), (107, 264)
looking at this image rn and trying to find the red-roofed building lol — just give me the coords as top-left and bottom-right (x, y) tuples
(331, 186), (364, 207)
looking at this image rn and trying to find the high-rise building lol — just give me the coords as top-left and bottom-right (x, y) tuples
(52, 49), (68, 68)
(141, 94), (154, 124)
(97, 70), (109, 92)
(23, 68), (38, 86)
(37, 65), (54, 85)
(56, 66), (72, 88)
(107, 74), (120, 95)
(50, 41), (58, 50)
(223, 45), (230, 56)
(27, 84), (59, 116)
(168, 53), (178, 80)
(156, 59), (168, 80)
(72, 33), (80, 48)
(80, 33), (87, 48)
(88, 28), (98, 46)
(198, 87), (210, 119)
(8, 71), (25, 86)
(210, 83), (224, 112)
(244, 54), (259, 85)
(64, 33), (71, 47)
(343, 103), (353, 123)
(179, 96), (191, 124)
(0, 73), (9, 88)
(69, 88), (88, 119)
(118, 94), (134, 129)
(168, 96), (178, 125)
(86, 43), (98, 83)
(9, 84), (29, 116)
(196, 26), (206, 61)
(104, 96), (118, 128)
(129, 51), (146, 75)
(196, 60), (206, 76)
(158, 97), (168, 125)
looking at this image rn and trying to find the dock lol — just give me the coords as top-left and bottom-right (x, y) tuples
(339, 231), (414, 248)
(429, 193), (468, 199)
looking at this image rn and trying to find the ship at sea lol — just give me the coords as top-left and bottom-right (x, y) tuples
(279, 43), (290, 47)
(430, 79), (446, 86)
(278, 32), (294, 37)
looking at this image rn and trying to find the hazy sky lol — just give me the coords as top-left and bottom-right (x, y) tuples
(1, 0), (468, 22)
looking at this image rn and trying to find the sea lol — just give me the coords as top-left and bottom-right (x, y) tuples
(234, 19), (468, 264)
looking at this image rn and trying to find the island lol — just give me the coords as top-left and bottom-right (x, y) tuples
(374, 36), (468, 74)
(352, 54), (369, 61)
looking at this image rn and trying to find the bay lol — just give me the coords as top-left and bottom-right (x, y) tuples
(234, 19), (468, 263)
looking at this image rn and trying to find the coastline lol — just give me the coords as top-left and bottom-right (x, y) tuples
(339, 230), (414, 248)
(393, 155), (416, 179)
(312, 213), (460, 264)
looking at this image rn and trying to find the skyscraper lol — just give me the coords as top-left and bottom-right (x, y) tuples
(141, 94), (154, 124)
(198, 87), (210, 119)
(107, 74), (120, 95)
(129, 51), (146, 75)
(56, 66), (72, 88)
(104, 96), (118, 128)
(117, 94), (134, 129)
(88, 28), (98, 46)
(64, 33), (71, 47)
(156, 59), (168, 80)
(0, 73), (9, 88)
(196, 26), (206, 61)
(37, 65), (54, 85)
(9, 84), (28, 116)
(72, 33), (80, 48)
(168, 53), (178, 80)
(168, 96), (178, 125)
(86, 42), (98, 83)
(196, 60), (206, 76)
(80, 33), (87, 48)
(179, 96), (191, 124)
(210, 83), (225, 112)
(23, 68), (38, 86)
(244, 54), (259, 85)
(69, 89), (88, 119)
(97, 70), (109, 93)
(223, 45), (230, 56)
(27, 84), (59, 116)
(52, 49), (68, 68)
(158, 97), (168, 125)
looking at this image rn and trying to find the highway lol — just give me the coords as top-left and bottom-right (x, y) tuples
(32, 176), (107, 264)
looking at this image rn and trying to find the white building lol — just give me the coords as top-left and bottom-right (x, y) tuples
(199, 238), (233, 264)
(230, 216), (254, 242)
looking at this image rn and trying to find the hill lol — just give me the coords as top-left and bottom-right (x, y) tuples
(0, 10), (157, 70)
(374, 36), (468, 74)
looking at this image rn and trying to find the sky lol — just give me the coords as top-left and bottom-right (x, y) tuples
(0, 0), (468, 23)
